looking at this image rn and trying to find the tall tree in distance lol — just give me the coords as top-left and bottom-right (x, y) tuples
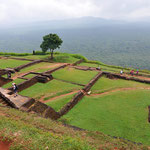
(40, 33), (63, 59)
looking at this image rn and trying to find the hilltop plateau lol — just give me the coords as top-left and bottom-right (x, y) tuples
(0, 52), (150, 150)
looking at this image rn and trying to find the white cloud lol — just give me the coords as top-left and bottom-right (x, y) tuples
(0, 0), (150, 24)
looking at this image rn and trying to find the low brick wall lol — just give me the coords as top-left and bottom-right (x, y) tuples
(0, 77), (13, 87)
(44, 64), (69, 74)
(83, 72), (103, 92)
(8, 76), (38, 92)
(58, 91), (84, 117)
(148, 106), (150, 123)
(103, 72), (150, 84)
(73, 66), (99, 71)
(72, 59), (84, 66)
(14, 60), (43, 71)
(17, 77), (38, 91)
(26, 101), (60, 120)
(8, 57), (34, 61)
(0, 69), (7, 76)
(56, 72), (103, 118)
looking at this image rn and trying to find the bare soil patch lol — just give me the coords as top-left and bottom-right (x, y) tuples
(0, 139), (11, 150)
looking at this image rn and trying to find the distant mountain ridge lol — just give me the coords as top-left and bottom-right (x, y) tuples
(0, 16), (150, 70)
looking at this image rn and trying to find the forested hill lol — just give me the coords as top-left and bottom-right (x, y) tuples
(1, 17), (150, 70)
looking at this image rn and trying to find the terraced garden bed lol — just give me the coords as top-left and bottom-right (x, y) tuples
(20, 79), (82, 100)
(91, 76), (150, 94)
(52, 68), (98, 85)
(0, 58), (30, 69)
(46, 93), (77, 111)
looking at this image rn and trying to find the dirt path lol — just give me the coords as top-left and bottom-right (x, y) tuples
(89, 87), (150, 97)
(40, 91), (78, 103)
(12, 72), (29, 80)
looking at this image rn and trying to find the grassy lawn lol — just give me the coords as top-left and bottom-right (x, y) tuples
(52, 68), (98, 85)
(0, 107), (145, 150)
(46, 93), (76, 111)
(20, 80), (81, 100)
(19, 62), (55, 73)
(61, 89), (150, 145)
(0, 59), (30, 69)
(91, 76), (150, 94)
(11, 53), (80, 63)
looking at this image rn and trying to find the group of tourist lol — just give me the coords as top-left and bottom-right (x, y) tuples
(120, 69), (139, 76)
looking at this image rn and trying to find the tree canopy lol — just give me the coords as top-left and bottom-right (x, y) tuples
(40, 33), (63, 59)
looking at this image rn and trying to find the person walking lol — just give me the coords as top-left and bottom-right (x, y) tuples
(12, 83), (18, 97)
(120, 70), (123, 75)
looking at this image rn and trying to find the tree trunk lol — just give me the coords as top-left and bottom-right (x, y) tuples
(50, 49), (54, 60)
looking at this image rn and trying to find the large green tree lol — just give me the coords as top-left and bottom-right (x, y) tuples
(40, 33), (63, 59)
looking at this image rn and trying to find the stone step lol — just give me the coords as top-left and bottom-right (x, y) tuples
(0, 97), (10, 106)
(0, 87), (60, 120)
(0, 87), (35, 109)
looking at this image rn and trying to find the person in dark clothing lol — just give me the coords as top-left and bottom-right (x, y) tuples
(7, 71), (11, 79)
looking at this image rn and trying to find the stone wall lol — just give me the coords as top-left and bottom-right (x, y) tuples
(14, 60), (43, 71)
(0, 69), (7, 76)
(72, 59), (84, 66)
(148, 106), (150, 123)
(8, 76), (38, 92)
(56, 71), (103, 118)
(25, 101), (60, 120)
(58, 91), (84, 117)
(73, 66), (99, 71)
(44, 64), (69, 74)
(103, 72), (150, 84)
(0, 77), (12, 87)
(83, 72), (103, 92)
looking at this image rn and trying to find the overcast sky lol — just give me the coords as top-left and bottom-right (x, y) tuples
(1, 0), (150, 25)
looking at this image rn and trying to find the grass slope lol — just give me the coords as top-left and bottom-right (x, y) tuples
(52, 68), (98, 85)
(61, 89), (150, 145)
(0, 59), (30, 69)
(20, 80), (81, 100)
(91, 76), (150, 94)
(0, 106), (147, 150)
(46, 93), (77, 111)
